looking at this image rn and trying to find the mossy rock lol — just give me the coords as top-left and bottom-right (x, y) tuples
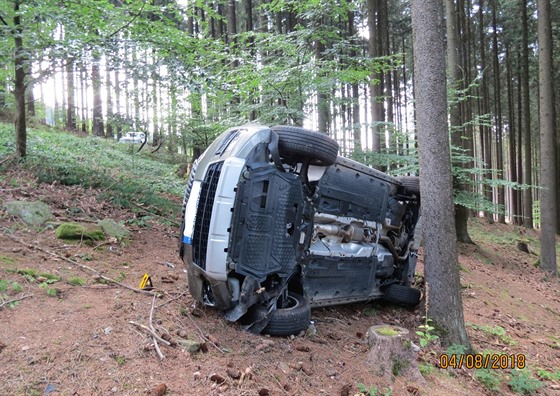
(55, 222), (105, 241)
(4, 201), (52, 226)
(98, 218), (130, 240)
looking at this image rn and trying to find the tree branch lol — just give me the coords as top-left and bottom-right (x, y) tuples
(7, 233), (158, 296)
(105, 0), (149, 40)
(0, 293), (33, 309)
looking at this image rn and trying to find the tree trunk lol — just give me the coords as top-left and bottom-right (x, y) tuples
(66, 59), (76, 130)
(479, 0), (494, 223)
(316, 39), (329, 133)
(114, 66), (122, 139)
(367, 0), (383, 160)
(537, 0), (557, 275)
(521, 0), (533, 228)
(80, 62), (87, 133)
(13, 0), (27, 158)
(506, 47), (519, 224)
(26, 64), (35, 118)
(446, 0), (473, 244)
(92, 48), (104, 137)
(105, 60), (113, 139)
(491, 0), (505, 224)
(411, 0), (471, 348)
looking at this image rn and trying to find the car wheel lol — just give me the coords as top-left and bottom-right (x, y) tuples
(262, 292), (311, 336)
(382, 284), (421, 307)
(397, 176), (420, 195)
(271, 125), (339, 166)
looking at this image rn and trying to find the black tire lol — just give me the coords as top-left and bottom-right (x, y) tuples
(397, 176), (420, 195)
(271, 125), (339, 166)
(262, 292), (311, 336)
(382, 284), (421, 307)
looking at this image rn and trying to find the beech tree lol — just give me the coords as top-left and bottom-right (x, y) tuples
(411, 0), (471, 347)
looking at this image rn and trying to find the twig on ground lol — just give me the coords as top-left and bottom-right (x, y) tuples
(129, 201), (180, 227)
(182, 310), (225, 354)
(149, 295), (165, 360)
(156, 291), (187, 309)
(0, 293), (33, 309)
(129, 321), (171, 347)
(7, 233), (157, 296)
(0, 156), (14, 167)
(157, 261), (175, 268)
(92, 240), (117, 251)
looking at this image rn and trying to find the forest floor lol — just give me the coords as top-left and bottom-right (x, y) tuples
(1, 165), (560, 396)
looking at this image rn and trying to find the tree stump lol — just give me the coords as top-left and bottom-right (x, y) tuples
(366, 325), (425, 384)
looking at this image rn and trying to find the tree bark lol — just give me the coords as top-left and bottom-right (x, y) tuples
(367, 0), (383, 160)
(505, 47), (520, 224)
(537, 0), (558, 275)
(521, 0), (533, 228)
(411, 0), (471, 348)
(92, 46), (104, 137)
(446, 0), (473, 244)
(478, 0), (494, 223)
(13, 0), (27, 158)
(491, 0), (505, 224)
(66, 59), (76, 130)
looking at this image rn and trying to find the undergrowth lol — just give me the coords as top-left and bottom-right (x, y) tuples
(0, 124), (184, 223)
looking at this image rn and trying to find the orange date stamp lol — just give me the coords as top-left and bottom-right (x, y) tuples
(439, 353), (526, 370)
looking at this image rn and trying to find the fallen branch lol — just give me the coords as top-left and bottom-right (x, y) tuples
(7, 233), (157, 296)
(156, 291), (186, 309)
(183, 308), (225, 354)
(129, 202), (180, 227)
(149, 295), (165, 360)
(0, 293), (33, 309)
(129, 320), (171, 347)
(0, 155), (14, 167)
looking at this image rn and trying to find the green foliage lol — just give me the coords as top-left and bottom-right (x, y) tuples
(507, 369), (544, 395)
(468, 324), (517, 345)
(114, 355), (126, 366)
(11, 282), (23, 293)
(535, 368), (560, 381)
(38, 281), (59, 297)
(445, 343), (468, 357)
(68, 277), (86, 286)
(362, 306), (378, 317)
(356, 383), (392, 396)
(418, 363), (435, 377)
(416, 317), (439, 348)
(6, 268), (61, 284)
(0, 125), (182, 222)
(475, 368), (502, 392)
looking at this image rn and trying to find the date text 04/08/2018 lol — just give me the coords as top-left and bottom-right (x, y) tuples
(439, 354), (526, 370)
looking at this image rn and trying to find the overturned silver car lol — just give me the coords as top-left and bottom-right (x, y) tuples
(179, 125), (421, 336)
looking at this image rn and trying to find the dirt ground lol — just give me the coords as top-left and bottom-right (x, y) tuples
(1, 168), (559, 396)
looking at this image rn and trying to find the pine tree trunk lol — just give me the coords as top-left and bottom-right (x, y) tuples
(66, 59), (76, 130)
(491, 0), (505, 223)
(446, 0), (473, 244)
(368, 0), (383, 159)
(521, 0), (533, 228)
(537, 0), (558, 274)
(92, 47), (104, 137)
(411, 0), (471, 348)
(505, 47), (519, 224)
(479, 0), (494, 223)
(105, 60), (113, 139)
(14, 0), (27, 158)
